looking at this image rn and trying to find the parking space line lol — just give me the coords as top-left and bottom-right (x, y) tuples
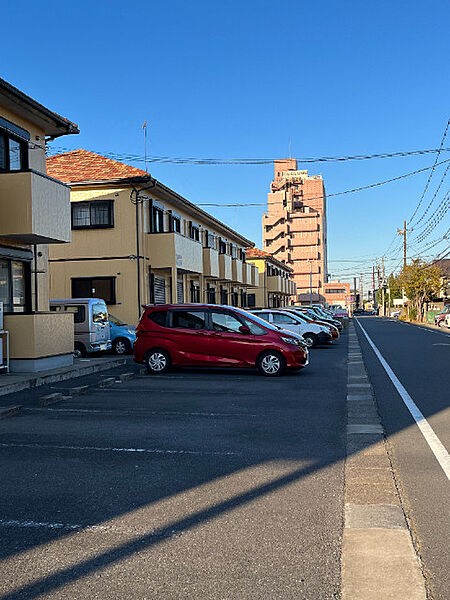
(355, 319), (450, 480)
(24, 408), (257, 418)
(0, 519), (180, 538)
(0, 442), (240, 457)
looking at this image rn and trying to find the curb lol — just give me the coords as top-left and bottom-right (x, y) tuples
(341, 322), (427, 600)
(0, 405), (22, 419)
(0, 358), (127, 398)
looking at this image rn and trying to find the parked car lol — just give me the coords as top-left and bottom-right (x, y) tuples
(250, 309), (333, 347)
(109, 314), (136, 355)
(291, 306), (343, 331)
(134, 304), (309, 376)
(50, 298), (112, 357)
(435, 305), (450, 327)
(282, 308), (340, 340)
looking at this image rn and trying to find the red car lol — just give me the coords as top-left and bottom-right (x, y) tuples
(134, 304), (309, 376)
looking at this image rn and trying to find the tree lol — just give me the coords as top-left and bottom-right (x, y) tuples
(398, 259), (442, 322)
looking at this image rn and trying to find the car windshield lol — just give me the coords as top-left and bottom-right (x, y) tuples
(109, 314), (127, 326)
(232, 307), (279, 331)
(92, 303), (108, 323)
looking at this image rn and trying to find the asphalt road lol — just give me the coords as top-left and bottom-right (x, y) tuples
(0, 337), (347, 600)
(354, 317), (450, 600)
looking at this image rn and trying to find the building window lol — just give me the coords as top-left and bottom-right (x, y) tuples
(231, 291), (239, 306)
(206, 284), (216, 304)
(247, 293), (256, 308)
(71, 277), (116, 304)
(190, 281), (200, 303)
(189, 222), (200, 242)
(219, 238), (227, 254)
(240, 290), (247, 307)
(325, 288), (346, 295)
(204, 230), (216, 249)
(168, 211), (181, 233)
(72, 201), (114, 229)
(219, 287), (228, 305)
(239, 248), (246, 262)
(0, 127), (28, 172)
(150, 205), (165, 233)
(0, 258), (31, 313)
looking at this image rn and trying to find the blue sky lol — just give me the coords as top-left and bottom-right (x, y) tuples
(3, 0), (449, 288)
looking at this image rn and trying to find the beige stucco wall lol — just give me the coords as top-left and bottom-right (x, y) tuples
(0, 171), (71, 243)
(4, 312), (74, 359)
(0, 106), (46, 171)
(50, 258), (140, 325)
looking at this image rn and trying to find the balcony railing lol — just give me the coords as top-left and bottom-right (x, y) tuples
(219, 253), (232, 281)
(231, 258), (243, 283)
(147, 232), (203, 273)
(0, 170), (71, 243)
(203, 247), (219, 278)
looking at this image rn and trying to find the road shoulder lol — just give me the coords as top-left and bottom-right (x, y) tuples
(341, 321), (427, 600)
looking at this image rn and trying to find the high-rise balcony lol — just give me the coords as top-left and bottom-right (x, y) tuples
(0, 170), (71, 243)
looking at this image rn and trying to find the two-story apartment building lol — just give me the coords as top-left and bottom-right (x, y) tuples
(47, 150), (258, 324)
(245, 248), (297, 309)
(0, 78), (79, 371)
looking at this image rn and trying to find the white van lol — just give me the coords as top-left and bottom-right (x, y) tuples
(50, 298), (112, 357)
(250, 309), (332, 348)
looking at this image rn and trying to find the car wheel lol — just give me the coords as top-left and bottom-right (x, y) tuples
(303, 333), (317, 348)
(257, 350), (286, 377)
(113, 338), (132, 355)
(145, 349), (171, 374)
(74, 342), (86, 358)
(438, 320), (444, 328)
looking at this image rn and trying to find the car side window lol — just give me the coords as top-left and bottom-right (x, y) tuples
(149, 311), (167, 327)
(257, 312), (271, 322)
(241, 317), (267, 335)
(272, 313), (296, 324)
(170, 310), (206, 330)
(210, 311), (243, 333)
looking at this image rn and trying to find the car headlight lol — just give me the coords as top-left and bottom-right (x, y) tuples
(281, 336), (301, 346)
(127, 328), (135, 335)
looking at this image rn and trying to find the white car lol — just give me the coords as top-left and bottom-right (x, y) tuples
(250, 309), (332, 348)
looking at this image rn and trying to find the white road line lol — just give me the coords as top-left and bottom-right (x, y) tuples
(355, 319), (450, 480)
(0, 519), (180, 536)
(0, 442), (239, 457)
(24, 408), (257, 418)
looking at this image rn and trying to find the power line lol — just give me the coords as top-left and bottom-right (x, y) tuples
(196, 159), (450, 207)
(408, 118), (450, 225)
(47, 145), (450, 166)
(412, 162), (450, 227)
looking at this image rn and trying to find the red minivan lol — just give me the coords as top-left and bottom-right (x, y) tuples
(134, 304), (309, 376)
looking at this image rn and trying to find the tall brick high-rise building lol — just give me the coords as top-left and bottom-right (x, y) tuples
(263, 159), (328, 302)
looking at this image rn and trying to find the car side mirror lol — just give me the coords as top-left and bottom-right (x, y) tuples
(239, 325), (251, 334)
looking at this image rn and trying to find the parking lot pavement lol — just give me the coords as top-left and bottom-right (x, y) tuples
(0, 337), (347, 600)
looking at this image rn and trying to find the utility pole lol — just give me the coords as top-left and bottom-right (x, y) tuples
(372, 265), (375, 309)
(381, 257), (385, 317)
(397, 220), (408, 270)
(353, 277), (357, 309)
(359, 274), (363, 308)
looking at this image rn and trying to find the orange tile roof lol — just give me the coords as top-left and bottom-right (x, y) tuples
(245, 248), (272, 259)
(46, 149), (150, 183)
(245, 247), (293, 272)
